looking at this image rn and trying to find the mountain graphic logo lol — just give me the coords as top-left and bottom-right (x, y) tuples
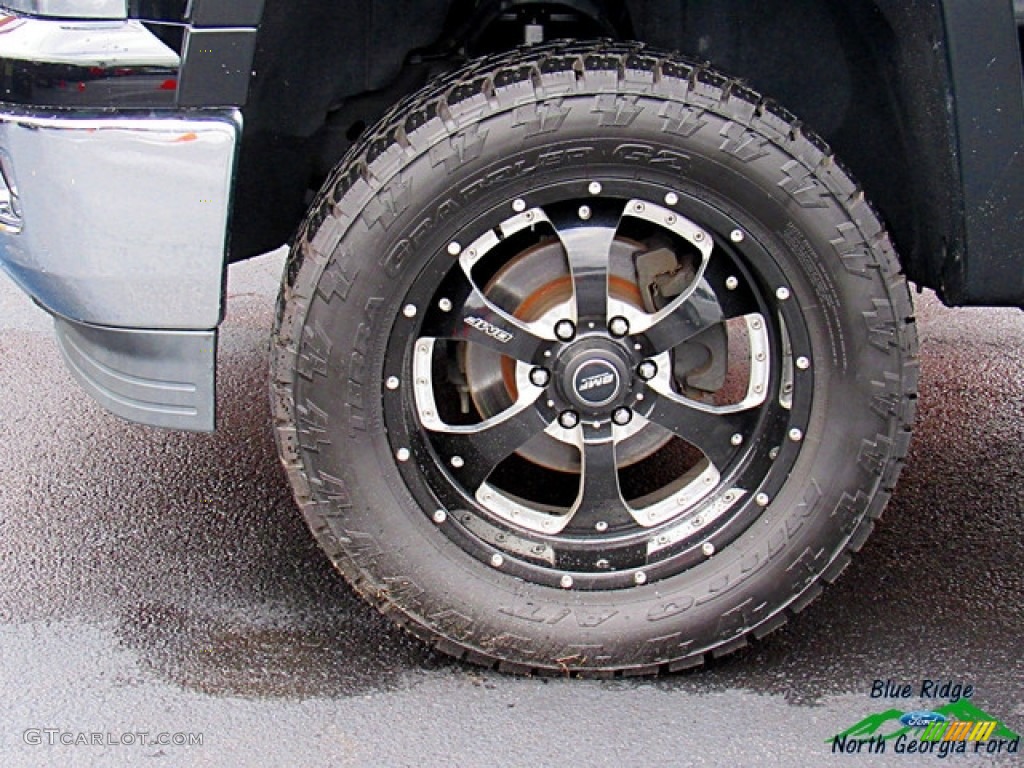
(829, 700), (1020, 743)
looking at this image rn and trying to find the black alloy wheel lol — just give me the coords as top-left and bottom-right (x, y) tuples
(386, 188), (810, 590)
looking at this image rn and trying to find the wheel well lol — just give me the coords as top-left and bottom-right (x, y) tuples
(234, 0), (953, 297)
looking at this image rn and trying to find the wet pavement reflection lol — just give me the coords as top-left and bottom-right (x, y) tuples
(0, 252), (1020, 765)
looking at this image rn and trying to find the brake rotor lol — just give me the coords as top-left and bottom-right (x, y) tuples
(464, 237), (673, 471)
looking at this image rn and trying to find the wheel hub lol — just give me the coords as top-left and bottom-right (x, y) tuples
(555, 338), (635, 416)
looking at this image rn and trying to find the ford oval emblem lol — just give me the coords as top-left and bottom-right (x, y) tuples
(899, 711), (947, 728)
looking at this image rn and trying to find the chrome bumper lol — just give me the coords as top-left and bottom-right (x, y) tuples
(0, 110), (240, 330)
(0, 15), (242, 431)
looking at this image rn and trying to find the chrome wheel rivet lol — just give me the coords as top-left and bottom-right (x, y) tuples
(578, 205), (592, 221)
(633, 202), (646, 213)
(595, 521), (608, 532)
(529, 367), (551, 387)
(608, 316), (629, 337)
(450, 455), (465, 469)
(612, 407), (632, 426)
(789, 427), (804, 442)
(702, 541), (716, 557)
(554, 319), (576, 341)
(560, 574), (574, 589)
(447, 242), (462, 256)
(769, 446), (780, 460)
(776, 286), (791, 301)
(693, 231), (705, 242)
(512, 199), (527, 213)
(664, 192), (679, 206)
(386, 376), (400, 390)
(634, 571), (647, 585)
(796, 356), (810, 370)
(730, 229), (745, 243)
(396, 448), (410, 462)
(588, 181), (602, 195)
(755, 492), (770, 507)
(725, 276), (739, 291)
(402, 303), (417, 318)
(432, 510), (447, 524)
(438, 298), (452, 312)
(637, 360), (658, 381)
(490, 553), (504, 568)
(558, 411), (580, 430)
(730, 433), (743, 446)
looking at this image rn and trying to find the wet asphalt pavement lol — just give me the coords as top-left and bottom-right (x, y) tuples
(0, 250), (1021, 767)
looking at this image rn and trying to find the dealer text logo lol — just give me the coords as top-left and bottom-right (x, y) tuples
(829, 680), (1020, 759)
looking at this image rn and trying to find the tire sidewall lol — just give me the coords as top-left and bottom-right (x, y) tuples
(287, 82), (905, 666)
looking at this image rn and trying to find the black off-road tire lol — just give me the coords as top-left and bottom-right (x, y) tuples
(271, 41), (918, 675)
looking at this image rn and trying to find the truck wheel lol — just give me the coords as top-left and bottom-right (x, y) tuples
(271, 42), (918, 674)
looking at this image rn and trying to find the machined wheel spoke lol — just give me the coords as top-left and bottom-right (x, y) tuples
(431, 403), (552, 490)
(562, 429), (635, 534)
(548, 204), (623, 322)
(419, 264), (549, 362)
(645, 389), (760, 470)
(642, 280), (725, 355)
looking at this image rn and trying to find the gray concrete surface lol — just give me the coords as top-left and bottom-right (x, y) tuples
(0, 250), (1021, 767)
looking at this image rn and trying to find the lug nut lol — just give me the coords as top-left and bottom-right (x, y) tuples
(608, 316), (629, 337)
(558, 411), (580, 429)
(554, 319), (576, 341)
(529, 367), (551, 387)
(612, 407), (632, 426)
(637, 360), (658, 381)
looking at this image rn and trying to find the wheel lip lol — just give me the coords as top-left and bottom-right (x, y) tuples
(380, 175), (815, 592)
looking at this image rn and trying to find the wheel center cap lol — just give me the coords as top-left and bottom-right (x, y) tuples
(572, 359), (621, 407)
(557, 341), (633, 414)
